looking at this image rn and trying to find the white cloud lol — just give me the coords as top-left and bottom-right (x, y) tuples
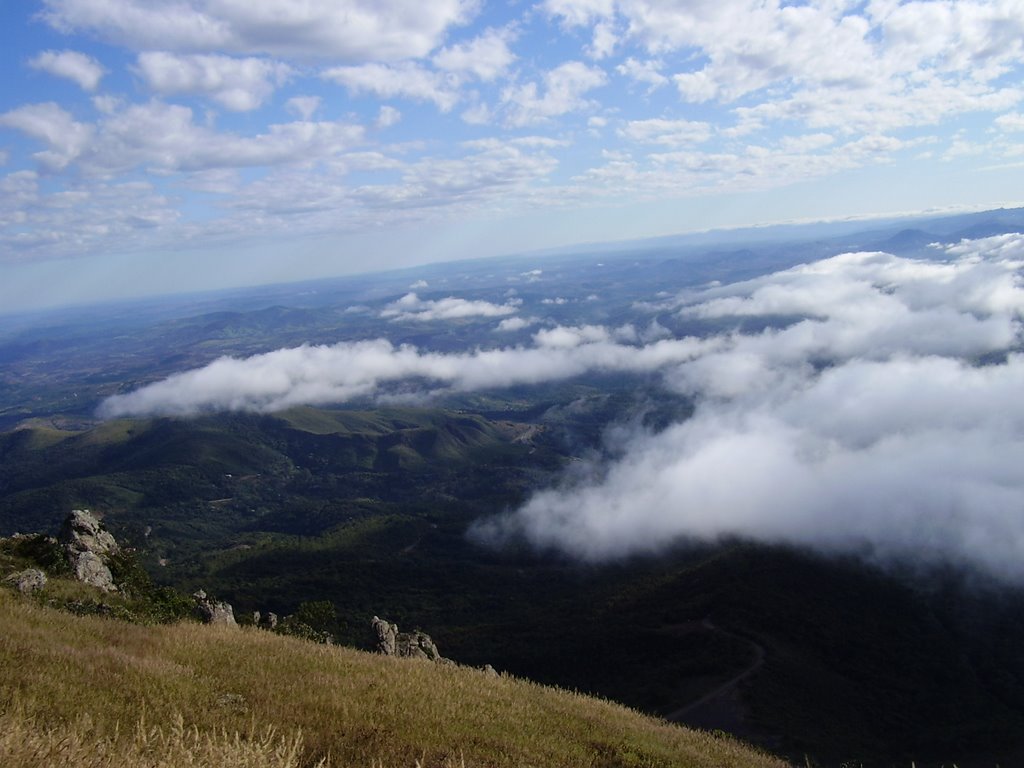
(620, 117), (713, 146)
(0, 102), (94, 171)
(543, 0), (1024, 136)
(542, 0), (614, 27)
(0, 170), (179, 258)
(433, 28), (515, 81)
(495, 316), (538, 332)
(87, 102), (364, 174)
(589, 21), (618, 59)
(28, 49), (105, 91)
(351, 139), (559, 212)
(1, 100), (366, 177)
(520, 268), (543, 283)
(377, 105), (402, 128)
(575, 133), (917, 200)
(41, 0), (477, 60)
(135, 52), (291, 111)
(322, 63), (459, 112)
(616, 57), (667, 89)
(472, 234), (1024, 582)
(381, 292), (521, 321)
(97, 329), (714, 417)
(534, 324), (610, 348)
(995, 112), (1024, 133)
(286, 95), (321, 121)
(460, 102), (492, 125)
(502, 61), (607, 126)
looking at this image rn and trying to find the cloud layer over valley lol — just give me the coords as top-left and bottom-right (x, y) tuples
(100, 234), (1024, 580)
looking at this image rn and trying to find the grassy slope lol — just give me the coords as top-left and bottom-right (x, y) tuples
(8, 412), (1024, 764)
(0, 590), (785, 768)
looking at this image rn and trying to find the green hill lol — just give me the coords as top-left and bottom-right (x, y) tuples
(0, 587), (785, 768)
(7, 409), (1024, 765)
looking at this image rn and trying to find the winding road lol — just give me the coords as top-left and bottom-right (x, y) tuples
(664, 619), (766, 725)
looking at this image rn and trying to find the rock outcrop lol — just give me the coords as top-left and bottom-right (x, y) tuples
(252, 610), (279, 629)
(4, 568), (47, 595)
(60, 509), (119, 592)
(371, 616), (448, 662)
(193, 589), (237, 626)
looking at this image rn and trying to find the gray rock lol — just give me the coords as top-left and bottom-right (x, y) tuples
(194, 590), (237, 626)
(372, 615), (398, 655)
(73, 551), (117, 592)
(481, 664), (499, 677)
(5, 568), (47, 594)
(399, 630), (442, 661)
(61, 509), (119, 557)
(371, 616), (447, 663)
(59, 510), (119, 592)
(259, 611), (278, 630)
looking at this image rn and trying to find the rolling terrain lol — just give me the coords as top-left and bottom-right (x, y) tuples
(0, 584), (787, 768)
(4, 407), (1024, 766)
(4, 210), (1024, 766)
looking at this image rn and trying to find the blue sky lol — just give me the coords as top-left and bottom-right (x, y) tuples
(1, 0), (1023, 311)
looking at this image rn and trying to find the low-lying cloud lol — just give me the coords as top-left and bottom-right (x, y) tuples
(474, 234), (1024, 581)
(98, 332), (713, 418)
(99, 233), (1024, 580)
(380, 292), (521, 321)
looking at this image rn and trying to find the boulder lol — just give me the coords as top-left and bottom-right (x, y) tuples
(5, 568), (47, 595)
(73, 551), (117, 592)
(59, 510), (118, 592)
(371, 615), (398, 656)
(194, 590), (237, 626)
(371, 616), (446, 663)
(61, 509), (119, 557)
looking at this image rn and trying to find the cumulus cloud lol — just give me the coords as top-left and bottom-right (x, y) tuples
(286, 95), (321, 121)
(495, 316), (539, 332)
(544, 0), (1024, 135)
(995, 112), (1024, 133)
(381, 292), (522, 321)
(41, 0), (477, 61)
(28, 49), (105, 91)
(473, 234), (1024, 582)
(98, 331), (713, 417)
(433, 28), (516, 81)
(616, 57), (667, 89)
(135, 52), (291, 111)
(1, 100), (364, 175)
(620, 117), (713, 146)
(0, 170), (178, 258)
(502, 61), (607, 127)
(377, 105), (402, 128)
(0, 102), (94, 171)
(322, 62), (460, 112)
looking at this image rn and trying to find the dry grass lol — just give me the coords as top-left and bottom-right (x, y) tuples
(0, 710), (316, 768)
(0, 588), (789, 767)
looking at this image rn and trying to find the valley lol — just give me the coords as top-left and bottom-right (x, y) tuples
(4, 209), (1024, 766)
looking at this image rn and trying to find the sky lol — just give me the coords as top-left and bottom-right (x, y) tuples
(2, 0), (1024, 311)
